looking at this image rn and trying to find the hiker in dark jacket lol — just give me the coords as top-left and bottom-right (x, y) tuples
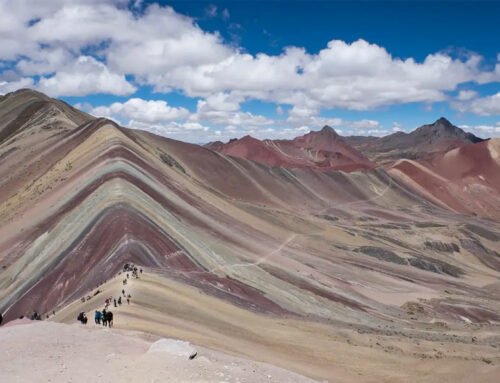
(101, 309), (108, 327)
(95, 310), (101, 324)
(77, 312), (87, 324)
(106, 311), (113, 328)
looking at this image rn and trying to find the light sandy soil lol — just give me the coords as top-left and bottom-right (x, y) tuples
(0, 319), (317, 383)
(48, 271), (500, 383)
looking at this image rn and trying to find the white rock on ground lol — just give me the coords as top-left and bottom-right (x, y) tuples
(147, 338), (198, 359)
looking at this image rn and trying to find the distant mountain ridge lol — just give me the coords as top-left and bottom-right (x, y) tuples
(344, 117), (485, 165)
(207, 118), (485, 169)
(205, 125), (375, 172)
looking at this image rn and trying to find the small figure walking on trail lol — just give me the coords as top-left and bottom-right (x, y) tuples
(106, 311), (113, 328)
(95, 310), (101, 324)
(126, 273), (129, 279)
(77, 312), (87, 325)
(127, 297), (130, 305)
(102, 309), (108, 327)
(118, 296), (122, 305)
(122, 289), (125, 296)
(140, 268), (143, 274)
(114, 298), (117, 307)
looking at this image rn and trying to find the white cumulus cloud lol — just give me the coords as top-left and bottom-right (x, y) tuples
(37, 56), (136, 97)
(452, 92), (500, 116)
(91, 98), (190, 124)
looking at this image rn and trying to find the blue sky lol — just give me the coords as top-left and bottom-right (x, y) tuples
(1, 0), (500, 141)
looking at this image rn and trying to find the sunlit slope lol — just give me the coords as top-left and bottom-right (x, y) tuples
(389, 139), (500, 220)
(51, 271), (500, 382)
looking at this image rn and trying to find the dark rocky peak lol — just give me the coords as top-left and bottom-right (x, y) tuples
(413, 117), (484, 143)
(318, 125), (340, 137)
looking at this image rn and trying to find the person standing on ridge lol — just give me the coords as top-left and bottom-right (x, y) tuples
(106, 311), (113, 328)
(102, 309), (108, 327)
(77, 312), (87, 324)
(95, 310), (101, 324)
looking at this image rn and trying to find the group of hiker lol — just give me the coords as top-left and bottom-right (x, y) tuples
(1, 264), (143, 327)
(30, 311), (42, 321)
(94, 309), (113, 327)
(77, 291), (131, 326)
(77, 263), (139, 327)
(122, 263), (142, 285)
(0, 311), (46, 325)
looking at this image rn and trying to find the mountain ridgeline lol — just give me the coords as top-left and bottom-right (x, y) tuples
(343, 117), (485, 165)
(208, 117), (485, 169)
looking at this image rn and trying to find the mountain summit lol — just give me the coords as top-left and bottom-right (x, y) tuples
(344, 117), (485, 165)
(413, 117), (484, 143)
